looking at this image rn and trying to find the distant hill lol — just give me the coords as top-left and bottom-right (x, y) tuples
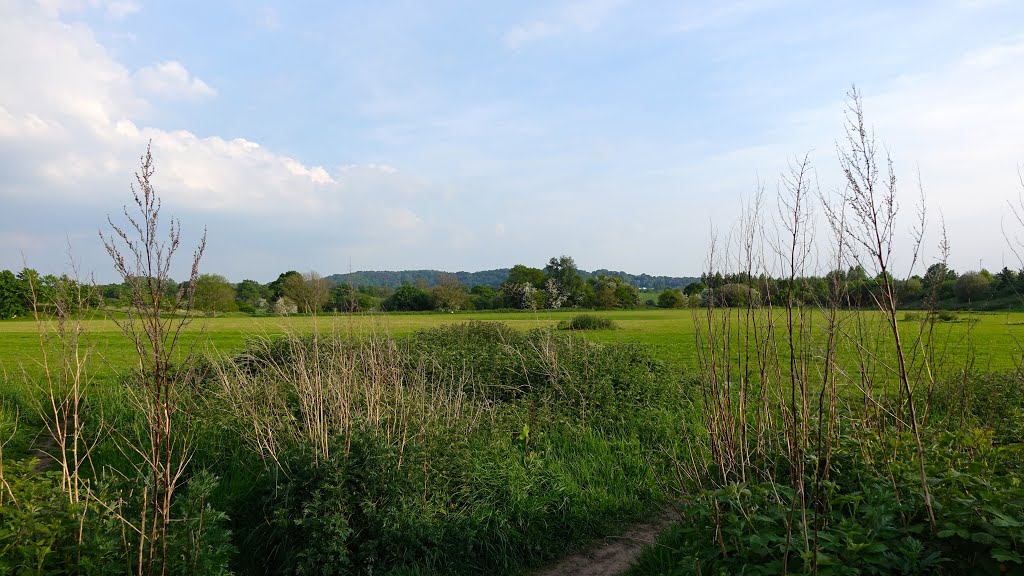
(584, 270), (699, 291)
(326, 269), (697, 291)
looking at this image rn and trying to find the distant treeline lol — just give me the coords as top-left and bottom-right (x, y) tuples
(4, 259), (1019, 318)
(326, 269), (698, 291)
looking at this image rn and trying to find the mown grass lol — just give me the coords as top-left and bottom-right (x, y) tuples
(3, 307), (1023, 378)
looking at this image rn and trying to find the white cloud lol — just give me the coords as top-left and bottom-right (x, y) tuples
(504, 21), (559, 49)
(134, 61), (216, 100)
(699, 36), (1024, 274)
(36, 0), (139, 20)
(104, 0), (139, 19)
(261, 3), (279, 30)
(0, 1), (468, 280)
(503, 0), (627, 48)
(675, 0), (789, 34)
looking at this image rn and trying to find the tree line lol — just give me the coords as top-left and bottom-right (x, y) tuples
(1, 259), (1017, 319)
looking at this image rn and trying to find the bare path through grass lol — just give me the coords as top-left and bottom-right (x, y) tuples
(536, 507), (679, 576)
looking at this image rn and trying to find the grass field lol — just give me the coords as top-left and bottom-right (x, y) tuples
(3, 306), (1024, 574)
(3, 307), (1023, 379)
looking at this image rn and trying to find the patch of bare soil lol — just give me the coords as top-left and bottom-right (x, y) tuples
(535, 507), (679, 576)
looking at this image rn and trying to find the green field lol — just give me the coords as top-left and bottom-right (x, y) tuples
(3, 307), (1023, 378)
(3, 307), (1024, 575)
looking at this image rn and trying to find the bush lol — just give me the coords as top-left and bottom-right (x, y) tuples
(630, 408), (1024, 575)
(557, 314), (618, 331)
(656, 289), (685, 308)
(212, 322), (683, 574)
(0, 459), (121, 575)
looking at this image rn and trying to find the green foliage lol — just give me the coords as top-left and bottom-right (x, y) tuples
(261, 431), (408, 575)
(165, 471), (236, 576)
(631, 376), (1024, 575)
(955, 271), (993, 303)
(327, 283), (378, 312)
(630, 477), (943, 576)
(558, 314), (619, 331)
(715, 283), (761, 307)
(657, 288), (685, 308)
(0, 460), (121, 575)
(0, 269), (28, 319)
(431, 275), (470, 311)
(209, 322), (680, 575)
(504, 264), (546, 289)
(281, 272), (331, 314)
(234, 279), (267, 309)
(469, 285), (498, 310)
(268, 271), (302, 300)
(589, 275), (641, 309)
(382, 283), (434, 311)
(545, 256), (587, 307)
(193, 274), (238, 316)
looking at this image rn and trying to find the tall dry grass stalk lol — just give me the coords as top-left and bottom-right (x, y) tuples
(214, 319), (486, 474)
(23, 257), (102, 506)
(100, 142), (207, 576)
(688, 87), (957, 565)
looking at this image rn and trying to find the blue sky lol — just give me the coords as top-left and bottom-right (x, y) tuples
(2, 0), (1023, 283)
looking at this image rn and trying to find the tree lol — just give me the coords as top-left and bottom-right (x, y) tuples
(505, 264), (546, 288)
(657, 288), (685, 308)
(469, 285), (498, 310)
(235, 279), (267, 308)
(718, 283), (760, 307)
(268, 270), (302, 300)
(683, 281), (706, 296)
(0, 269), (26, 319)
(327, 283), (375, 312)
(544, 255), (586, 307)
(500, 282), (537, 310)
(193, 274), (237, 316)
(955, 271), (992, 302)
(382, 282), (433, 311)
(282, 271), (331, 314)
(898, 277), (924, 302)
(15, 268), (47, 310)
(500, 264), (546, 309)
(432, 274), (470, 311)
(586, 274), (641, 309)
(994, 267), (1018, 294)
(614, 280), (640, 309)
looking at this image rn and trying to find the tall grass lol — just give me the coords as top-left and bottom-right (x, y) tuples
(201, 320), (685, 574)
(630, 88), (1024, 575)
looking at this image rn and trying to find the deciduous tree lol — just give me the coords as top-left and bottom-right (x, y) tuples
(193, 274), (237, 316)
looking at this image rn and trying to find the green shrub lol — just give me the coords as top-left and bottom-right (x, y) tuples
(0, 459), (121, 575)
(211, 322), (684, 575)
(629, 421), (1024, 576)
(557, 314), (618, 331)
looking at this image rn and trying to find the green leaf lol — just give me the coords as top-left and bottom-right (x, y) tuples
(971, 531), (997, 545)
(992, 548), (1023, 564)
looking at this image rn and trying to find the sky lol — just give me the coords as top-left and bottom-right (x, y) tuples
(1, 0), (1023, 283)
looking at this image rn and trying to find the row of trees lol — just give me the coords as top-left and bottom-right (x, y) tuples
(0, 268), (100, 319)
(683, 263), (1014, 309)
(3, 259), (1017, 319)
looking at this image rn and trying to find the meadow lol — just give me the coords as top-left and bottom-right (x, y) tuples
(3, 306), (1022, 378)
(3, 306), (1024, 575)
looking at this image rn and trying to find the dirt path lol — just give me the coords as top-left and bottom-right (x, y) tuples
(535, 507), (679, 576)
